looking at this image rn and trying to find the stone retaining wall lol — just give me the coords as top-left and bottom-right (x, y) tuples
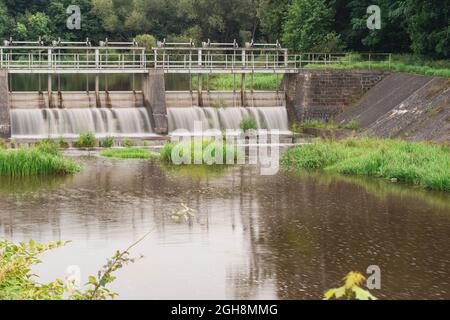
(285, 69), (388, 122)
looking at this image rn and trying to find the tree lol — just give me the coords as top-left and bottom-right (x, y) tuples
(282, 0), (336, 51)
(258, 0), (291, 42)
(406, 0), (450, 58)
(135, 34), (156, 52)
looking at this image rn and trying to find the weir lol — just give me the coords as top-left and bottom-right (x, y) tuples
(0, 39), (319, 140)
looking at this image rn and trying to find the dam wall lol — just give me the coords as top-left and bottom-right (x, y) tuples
(335, 73), (450, 143)
(166, 91), (285, 108)
(285, 69), (387, 122)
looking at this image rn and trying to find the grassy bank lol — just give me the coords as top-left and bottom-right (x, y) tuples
(100, 148), (156, 159)
(305, 54), (450, 78)
(282, 138), (450, 192)
(0, 147), (80, 176)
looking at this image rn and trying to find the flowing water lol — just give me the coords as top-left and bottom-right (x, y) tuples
(11, 108), (154, 139)
(168, 106), (290, 133)
(0, 157), (449, 299)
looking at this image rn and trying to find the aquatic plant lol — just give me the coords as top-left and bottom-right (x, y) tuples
(100, 148), (156, 159)
(282, 138), (450, 192)
(36, 139), (60, 156)
(239, 116), (257, 131)
(324, 272), (377, 300)
(160, 139), (236, 165)
(122, 139), (134, 147)
(58, 137), (69, 149)
(0, 148), (80, 176)
(101, 137), (115, 148)
(75, 132), (96, 149)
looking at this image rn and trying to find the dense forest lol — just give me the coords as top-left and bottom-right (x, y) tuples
(0, 0), (448, 58)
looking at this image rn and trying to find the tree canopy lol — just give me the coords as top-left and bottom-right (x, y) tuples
(0, 0), (448, 58)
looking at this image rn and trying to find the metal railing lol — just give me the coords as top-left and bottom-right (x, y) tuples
(0, 46), (392, 72)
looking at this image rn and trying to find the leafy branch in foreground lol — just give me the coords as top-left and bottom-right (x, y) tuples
(324, 272), (377, 300)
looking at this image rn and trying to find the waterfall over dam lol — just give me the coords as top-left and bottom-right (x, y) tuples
(8, 91), (290, 139)
(11, 108), (153, 139)
(168, 106), (290, 133)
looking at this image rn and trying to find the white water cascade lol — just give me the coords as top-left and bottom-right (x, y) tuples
(11, 108), (154, 139)
(168, 107), (290, 133)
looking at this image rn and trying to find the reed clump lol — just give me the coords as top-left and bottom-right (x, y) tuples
(282, 138), (450, 192)
(0, 147), (80, 176)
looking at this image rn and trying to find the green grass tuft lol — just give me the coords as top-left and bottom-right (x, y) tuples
(282, 138), (450, 192)
(100, 148), (156, 159)
(0, 148), (80, 176)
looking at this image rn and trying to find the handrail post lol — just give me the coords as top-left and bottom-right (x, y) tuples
(95, 48), (99, 69)
(242, 49), (246, 69)
(284, 49), (288, 68)
(198, 48), (202, 68)
(48, 48), (52, 69)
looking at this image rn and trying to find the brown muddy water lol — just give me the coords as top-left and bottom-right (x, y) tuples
(0, 157), (449, 300)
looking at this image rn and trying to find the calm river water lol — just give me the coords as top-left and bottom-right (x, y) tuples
(0, 157), (449, 299)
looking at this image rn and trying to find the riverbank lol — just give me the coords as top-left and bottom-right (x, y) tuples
(282, 138), (450, 192)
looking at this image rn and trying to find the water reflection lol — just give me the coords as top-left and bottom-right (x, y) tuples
(0, 158), (449, 299)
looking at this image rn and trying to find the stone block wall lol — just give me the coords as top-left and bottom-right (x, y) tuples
(285, 69), (387, 122)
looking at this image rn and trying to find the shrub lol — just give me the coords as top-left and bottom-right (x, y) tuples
(122, 139), (134, 148)
(58, 137), (69, 149)
(0, 139), (5, 149)
(239, 116), (257, 131)
(36, 139), (60, 156)
(340, 119), (359, 130)
(101, 137), (114, 148)
(75, 132), (96, 149)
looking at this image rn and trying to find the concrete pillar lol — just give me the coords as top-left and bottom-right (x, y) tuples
(197, 74), (203, 107)
(0, 69), (11, 138)
(95, 74), (100, 107)
(241, 73), (247, 107)
(142, 69), (168, 134)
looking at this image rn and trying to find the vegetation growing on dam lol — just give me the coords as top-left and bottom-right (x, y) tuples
(100, 148), (156, 159)
(307, 54), (450, 78)
(0, 144), (79, 177)
(282, 138), (450, 192)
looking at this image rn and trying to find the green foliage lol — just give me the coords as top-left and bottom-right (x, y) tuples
(0, 139), (5, 150)
(324, 272), (377, 300)
(75, 132), (96, 149)
(0, 236), (147, 300)
(36, 139), (60, 156)
(160, 140), (236, 165)
(282, 0), (335, 52)
(282, 138), (450, 192)
(0, 148), (80, 176)
(100, 148), (156, 159)
(100, 137), (114, 148)
(122, 139), (134, 148)
(239, 116), (258, 131)
(0, 0), (448, 59)
(135, 34), (156, 52)
(340, 119), (359, 130)
(58, 137), (69, 149)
